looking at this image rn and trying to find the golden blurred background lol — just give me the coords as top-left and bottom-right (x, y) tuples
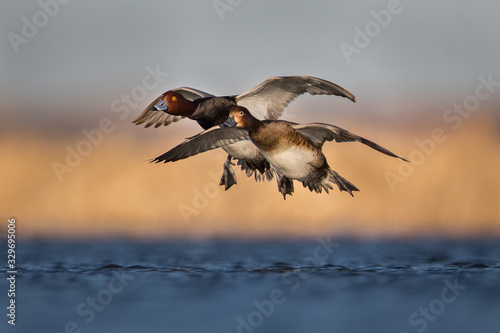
(3, 1), (500, 239)
(3, 111), (499, 239)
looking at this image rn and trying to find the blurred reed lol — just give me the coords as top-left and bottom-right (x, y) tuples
(2, 114), (499, 239)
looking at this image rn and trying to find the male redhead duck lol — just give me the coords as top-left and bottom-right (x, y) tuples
(133, 76), (355, 196)
(152, 106), (408, 199)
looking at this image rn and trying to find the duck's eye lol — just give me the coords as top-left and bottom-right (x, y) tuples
(171, 96), (177, 102)
(239, 111), (244, 116)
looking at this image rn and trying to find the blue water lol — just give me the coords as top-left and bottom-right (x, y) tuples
(1, 238), (499, 333)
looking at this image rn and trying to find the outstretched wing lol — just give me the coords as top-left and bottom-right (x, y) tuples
(293, 123), (408, 161)
(132, 95), (183, 128)
(153, 127), (250, 163)
(133, 87), (215, 128)
(236, 76), (355, 120)
(172, 87), (215, 101)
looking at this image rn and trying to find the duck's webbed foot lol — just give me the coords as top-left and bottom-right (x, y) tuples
(219, 155), (238, 191)
(275, 170), (294, 200)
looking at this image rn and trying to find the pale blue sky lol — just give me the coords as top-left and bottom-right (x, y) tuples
(2, 0), (500, 129)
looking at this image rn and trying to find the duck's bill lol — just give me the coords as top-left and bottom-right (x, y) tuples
(132, 95), (171, 126)
(221, 115), (236, 127)
(151, 98), (168, 111)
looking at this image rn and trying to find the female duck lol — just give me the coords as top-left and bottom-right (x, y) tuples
(153, 106), (407, 199)
(133, 76), (355, 194)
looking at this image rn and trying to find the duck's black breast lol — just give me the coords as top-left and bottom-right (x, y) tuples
(191, 96), (237, 130)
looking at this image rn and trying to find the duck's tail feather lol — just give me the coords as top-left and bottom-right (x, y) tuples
(301, 169), (359, 196)
(327, 169), (359, 196)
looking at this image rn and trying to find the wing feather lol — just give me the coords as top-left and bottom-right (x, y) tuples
(153, 127), (250, 163)
(293, 123), (408, 161)
(172, 87), (215, 101)
(236, 76), (355, 120)
(133, 87), (214, 128)
(132, 94), (184, 128)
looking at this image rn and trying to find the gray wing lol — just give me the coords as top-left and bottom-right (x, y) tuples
(153, 127), (250, 163)
(132, 87), (215, 128)
(132, 95), (183, 128)
(172, 87), (215, 100)
(293, 123), (408, 161)
(235, 76), (356, 120)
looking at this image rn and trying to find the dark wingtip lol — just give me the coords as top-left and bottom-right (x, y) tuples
(149, 156), (166, 164)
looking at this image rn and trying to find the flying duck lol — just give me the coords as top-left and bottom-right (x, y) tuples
(152, 106), (408, 199)
(133, 76), (355, 196)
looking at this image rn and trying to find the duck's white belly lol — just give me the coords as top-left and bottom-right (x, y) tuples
(263, 147), (317, 180)
(222, 141), (263, 162)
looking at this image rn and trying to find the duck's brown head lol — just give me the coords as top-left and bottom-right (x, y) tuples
(150, 91), (197, 116)
(222, 106), (259, 129)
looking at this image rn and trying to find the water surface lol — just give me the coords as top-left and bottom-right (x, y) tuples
(1, 239), (499, 333)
